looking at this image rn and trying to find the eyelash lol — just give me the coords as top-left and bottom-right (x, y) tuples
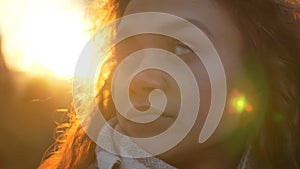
(116, 37), (194, 58)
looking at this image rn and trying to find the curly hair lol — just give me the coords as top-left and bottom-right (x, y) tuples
(38, 0), (300, 168)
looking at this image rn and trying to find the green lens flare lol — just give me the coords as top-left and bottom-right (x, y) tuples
(231, 95), (247, 114)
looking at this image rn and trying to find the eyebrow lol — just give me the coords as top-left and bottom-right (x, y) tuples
(161, 18), (214, 37)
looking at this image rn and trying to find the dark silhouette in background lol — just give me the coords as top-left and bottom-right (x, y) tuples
(0, 34), (72, 169)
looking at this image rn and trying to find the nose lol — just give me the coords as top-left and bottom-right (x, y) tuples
(129, 69), (167, 110)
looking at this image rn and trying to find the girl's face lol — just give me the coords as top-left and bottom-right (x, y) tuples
(113, 0), (253, 166)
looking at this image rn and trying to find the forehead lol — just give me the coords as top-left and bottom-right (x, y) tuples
(124, 0), (220, 16)
(122, 0), (244, 73)
(123, 0), (231, 33)
(122, 0), (241, 44)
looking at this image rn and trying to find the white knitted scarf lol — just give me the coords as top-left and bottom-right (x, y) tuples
(91, 118), (252, 169)
(94, 118), (176, 169)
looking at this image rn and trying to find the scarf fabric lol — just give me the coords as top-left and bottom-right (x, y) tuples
(94, 118), (176, 169)
(90, 118), (255, 169)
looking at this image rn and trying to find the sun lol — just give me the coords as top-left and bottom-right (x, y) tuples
(0, 0), (91, 78)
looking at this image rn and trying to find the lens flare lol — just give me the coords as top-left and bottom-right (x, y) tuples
(228, 89), (253, 114)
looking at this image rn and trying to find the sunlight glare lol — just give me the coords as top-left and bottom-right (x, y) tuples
(0, 0), (91, 78)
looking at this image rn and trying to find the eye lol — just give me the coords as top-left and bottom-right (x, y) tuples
(173, 43), (193, 56)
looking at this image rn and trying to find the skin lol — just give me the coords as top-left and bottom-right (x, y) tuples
(112, 0), (255, 168)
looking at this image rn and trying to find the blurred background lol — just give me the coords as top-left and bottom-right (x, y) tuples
(0, 0), (91, 168)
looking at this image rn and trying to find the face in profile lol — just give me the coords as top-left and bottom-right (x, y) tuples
(110, 0), (259, 167)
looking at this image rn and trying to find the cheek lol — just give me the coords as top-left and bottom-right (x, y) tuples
(187, 57), (211, 119)
(199, 28), (246, 142)
(183, 45), (246, 146)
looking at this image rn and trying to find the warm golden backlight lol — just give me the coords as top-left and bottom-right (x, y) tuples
(0, 0), (91, 78)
